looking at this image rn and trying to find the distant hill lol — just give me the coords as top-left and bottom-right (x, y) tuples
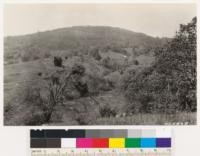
(4, 26), (170, 64)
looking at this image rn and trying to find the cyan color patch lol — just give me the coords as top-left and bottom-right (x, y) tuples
(141, 138), (156, 148)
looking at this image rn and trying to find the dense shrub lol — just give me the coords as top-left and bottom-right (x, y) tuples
(23, 111), (45, 125)
(133, 59), (139, 65)
(99, 105), (117, 117)
(21, 53), (30, 62)
(4, 103), (13, 113)
(86, 74), (112, 94)
(122, 17), (196, 114)
(104, 71), (121, 88)
(44, 52), (51, 58)
(89, 47), (102, 60)
(33, 55), (40, 60)
(54, 56), (63, 67)
(101, 57), (121, 71)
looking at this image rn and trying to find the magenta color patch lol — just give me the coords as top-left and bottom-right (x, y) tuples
(76, 138), (93, 148)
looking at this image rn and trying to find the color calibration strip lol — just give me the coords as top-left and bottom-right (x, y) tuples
(30, 129), (172, 148)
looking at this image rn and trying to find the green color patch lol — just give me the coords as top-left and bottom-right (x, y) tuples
(125, 138), (141, 148)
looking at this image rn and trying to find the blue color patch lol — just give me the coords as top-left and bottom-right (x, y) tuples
(141, 138), (156, 148)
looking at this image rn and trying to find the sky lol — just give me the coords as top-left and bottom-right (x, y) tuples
(4, 3), (196, 37)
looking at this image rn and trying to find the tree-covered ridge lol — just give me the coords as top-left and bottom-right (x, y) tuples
(4, 26), (168, 64)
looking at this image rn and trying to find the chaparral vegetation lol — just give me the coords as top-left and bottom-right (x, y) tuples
(4, 17), (196, 125)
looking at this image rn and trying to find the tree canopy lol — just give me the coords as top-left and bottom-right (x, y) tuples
(123, 17), (196, 113)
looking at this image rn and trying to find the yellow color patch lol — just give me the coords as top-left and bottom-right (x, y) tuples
(109, 138), (125, 148)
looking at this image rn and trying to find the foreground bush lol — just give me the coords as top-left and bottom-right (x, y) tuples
(122, 17), (196, 114)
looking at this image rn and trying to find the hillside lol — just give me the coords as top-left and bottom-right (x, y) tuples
(5, 26), (167, 49)
(6, 25), (195, 126)
(4, 26), (169, 64)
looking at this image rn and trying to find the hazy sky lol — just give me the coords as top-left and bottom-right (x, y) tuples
(4, 4), (196, 37)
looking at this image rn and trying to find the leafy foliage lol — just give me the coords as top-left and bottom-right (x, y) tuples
(123, 17), (196, 114)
